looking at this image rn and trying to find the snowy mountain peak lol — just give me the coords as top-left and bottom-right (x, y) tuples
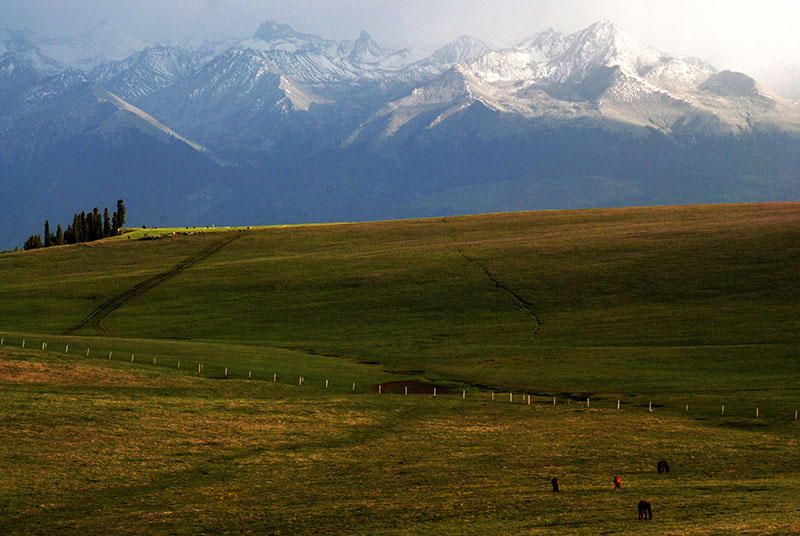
(431, 36), (492, 65)
(566, 19), (661, 73)
(347, 31), (383, 63)
(516, 28), (570, 62)
(253, 21), (307, 42)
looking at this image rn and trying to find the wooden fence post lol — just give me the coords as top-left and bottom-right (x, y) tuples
(685, 404), (689, 413)
(22, 339), (25, 348)
(86, 347), (89, 356)
(131, 354), (135, 362)
(617, 400), (620, 410)
(249, 371), (252, 379)
(108, 351), (112, 360)
(65, 344), (69, 353)
(178, 360), (181, 369)
(404, 386), (408, 395)
(434, 387), (437, 397)
(491, 391), (495, 401)
(756, 408), (759, 419)
(586, 397), (590, 408)
(224, 367), (228, 378)
(352, 382), (356, 392)
(462, 390), (466, 399)
(553, 397), (556, 406)
(378, 384), (381, 394)
(325, 379), (328, 388)
(509, 393), (513, 403)
(273, 373), (277, 382)
(721, 405), (725, 416)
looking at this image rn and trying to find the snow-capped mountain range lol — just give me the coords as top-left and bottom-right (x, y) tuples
(1, 19), (799, 249)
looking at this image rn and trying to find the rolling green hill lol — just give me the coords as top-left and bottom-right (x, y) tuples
(1, 203), (799, 534)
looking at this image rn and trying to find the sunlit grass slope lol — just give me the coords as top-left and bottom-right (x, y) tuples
(2, 203), (800, 534)
(1, 203), (799, 410)
(1, 345), (799, 535)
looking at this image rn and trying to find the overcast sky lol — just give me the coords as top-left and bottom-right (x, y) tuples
(3, 0), (800, 76)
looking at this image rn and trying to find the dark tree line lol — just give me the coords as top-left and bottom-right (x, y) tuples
(23, 200), (126, 251)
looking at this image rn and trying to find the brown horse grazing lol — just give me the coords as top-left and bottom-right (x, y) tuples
(657, 460), (670, 474)
(638, 500), (652, 520)
(551, 477), (560, 492)
(613, 476), (622, 489)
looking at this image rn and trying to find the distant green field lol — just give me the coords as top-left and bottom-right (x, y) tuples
(1, 203), (799, 533)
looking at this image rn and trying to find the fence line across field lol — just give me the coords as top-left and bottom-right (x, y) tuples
(4, 334), (799, 422)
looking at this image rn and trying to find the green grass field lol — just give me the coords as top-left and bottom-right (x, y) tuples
(1, 203), (799, 534)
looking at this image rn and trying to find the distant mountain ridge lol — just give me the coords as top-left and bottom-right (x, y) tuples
(1, 19), (799, 250)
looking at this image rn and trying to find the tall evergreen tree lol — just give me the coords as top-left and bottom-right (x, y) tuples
(44, 220), (52, 248)
(80, 212), (88, 243)
(70, 214), (82, 243)
(112, 199), (126, 234)
(91, 207), (102, 241)
(55, 224), (64, 246)
(103, 208), (111, 238)
(23, 234), (43, 250)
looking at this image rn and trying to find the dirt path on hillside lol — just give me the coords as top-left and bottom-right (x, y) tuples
(63, 233), (244, 336)
(443, 219), (543, 337)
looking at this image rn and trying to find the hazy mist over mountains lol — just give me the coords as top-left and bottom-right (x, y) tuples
(1, 3), (799, 249)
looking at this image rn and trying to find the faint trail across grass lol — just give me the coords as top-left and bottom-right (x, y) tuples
(63, 233), (244, 336)
(443, 218), (543, 337)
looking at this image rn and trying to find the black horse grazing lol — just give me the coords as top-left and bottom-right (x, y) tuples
(551, 477), (560, 492)
(638, 500), (652, 520)
(657, 460), (670, 474)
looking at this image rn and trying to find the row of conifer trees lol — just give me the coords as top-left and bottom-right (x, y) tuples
(23, 200), (126, 251)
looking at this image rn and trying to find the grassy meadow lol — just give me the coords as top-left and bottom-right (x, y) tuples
(1, 202), (799, 534)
